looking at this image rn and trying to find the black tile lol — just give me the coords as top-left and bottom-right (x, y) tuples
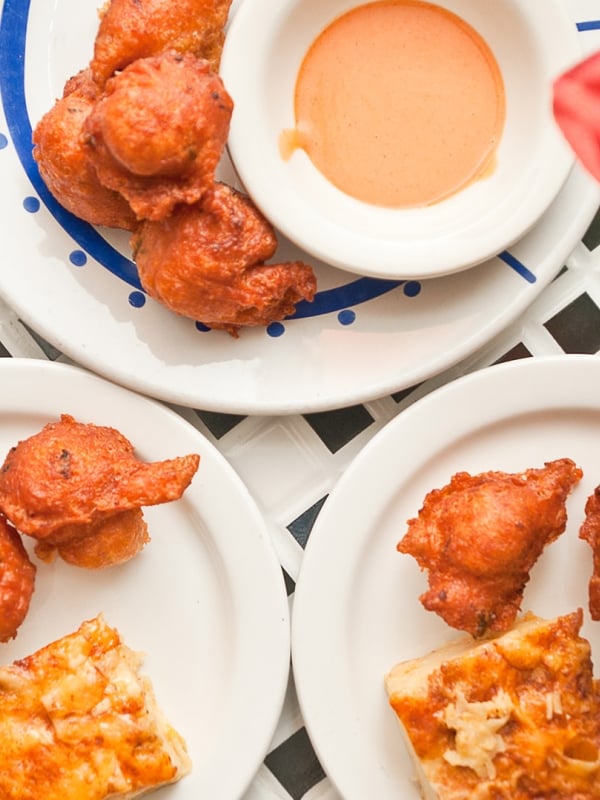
(194, 409), (245, 438)
(265, 728), (326, 800)
(304, 405), (374, 453)
(583, 205), (600, 250)
(288, 496), (327, 549)
(392, 382), (421, 403)
(282, 567), (295, 596)
(544, 293), (600, 354)
(494, 342), (532, 364)
(0, 344), (10, 358)
(552, 264), (568, 280)
(21, 323), (61, 360)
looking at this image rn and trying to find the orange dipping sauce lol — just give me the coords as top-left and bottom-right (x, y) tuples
(281, 0), (506, 208)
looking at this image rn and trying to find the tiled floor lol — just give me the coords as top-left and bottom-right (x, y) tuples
(2, 3), (600, 796)
(1, 211), (600, 800)
(189, 208), (600, 799)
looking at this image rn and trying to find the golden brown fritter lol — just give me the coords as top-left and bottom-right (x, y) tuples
(83, 51), (233, 221)
(33, 509), (150, 570)
(397, 458), (583, 637)
(91, 0), (233, 88)
(0, 414), (200, 568)
(0, 515), (36, 643)
(579, 485), (600, 620)
(32, 69), (137, 230)
(132, 182), (317, 335)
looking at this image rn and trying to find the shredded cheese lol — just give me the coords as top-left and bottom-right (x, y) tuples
(545, 688), (563, 721)
(442, 688), (514, 779)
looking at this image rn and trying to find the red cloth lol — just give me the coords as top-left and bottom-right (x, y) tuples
(554, 50), (600, 182)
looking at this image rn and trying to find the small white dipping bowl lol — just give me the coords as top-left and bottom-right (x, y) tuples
(220, 0), (582, 280)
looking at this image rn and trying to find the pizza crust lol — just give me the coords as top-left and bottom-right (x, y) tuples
(385, 611), (600, 799)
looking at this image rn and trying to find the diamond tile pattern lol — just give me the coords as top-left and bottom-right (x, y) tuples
(287, 497), (328, 550)
(265, 728), (327, 800)
(303, 406), (375, 453)
(195, 409), (246, 439)
(3, 196), (600, 800)
(3, 218), (600, 800)
(544, 292), (600, 353)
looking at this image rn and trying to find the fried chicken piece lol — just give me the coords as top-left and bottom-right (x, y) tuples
(397, 458), (583, 637)
(578, 485), (600, 620)
(83, 51), (233, 221)
(0, 516), (36, 642)
(90, 0), (233, 88)
(0, 414), (200, 569)
(34, 509), (150, 569)
(32, 69), (137, 230)
(132, 182), (317, 335)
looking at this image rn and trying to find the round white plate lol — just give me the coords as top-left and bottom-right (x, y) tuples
(0, 358), (290, 800)
(292, 354), (600, 799)
(0, 1), (599, 414)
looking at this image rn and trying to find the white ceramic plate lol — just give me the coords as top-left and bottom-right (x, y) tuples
(292, 354), (600, 800)
(0, 358), (290, 800)
(0, 1), (599, 414)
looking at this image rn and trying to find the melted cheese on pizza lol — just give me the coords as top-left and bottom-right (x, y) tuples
(385, 611), (600, 800)
(0, 614), (190, 799)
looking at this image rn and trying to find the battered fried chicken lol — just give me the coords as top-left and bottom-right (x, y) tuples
(579, 485), (600, 620)
(32, 69), (137, 230)
(91, 0), (233, 88)
(33, 509), (150, 570)
(0, 515), (36, 642)
(397, 459), (583, 637)
(0, 414), (200, 569)
(83, 51), (233, 221)
(131, 182), (317, 334)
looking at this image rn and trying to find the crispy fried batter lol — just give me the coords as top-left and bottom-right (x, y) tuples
(83, 51), (233, 221)
(91, 0), (233, 88)
(397, 459), (583, 637)
(0, 516), (36, 643)
(32, 69), (137, 230)
(34, 509), (150, 569)
(0, 414), (200, 568)
(578, 485), (600, 620)
(132, 182), (317, 334)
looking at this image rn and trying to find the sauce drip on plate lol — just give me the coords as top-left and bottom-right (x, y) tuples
(281, 0), (506, 208)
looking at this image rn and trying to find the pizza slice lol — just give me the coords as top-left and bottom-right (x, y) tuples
(385, 611), (600, 799)
(0, 614), (191, 799)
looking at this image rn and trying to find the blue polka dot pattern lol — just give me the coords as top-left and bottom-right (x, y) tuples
(69, 250), (87, 267)
(338, 309), (356, 326)
(403, 281), (422, 298)
(128, 291), (146, 308)
(23, 196), (39, 213)
(0, 132), (8, 149)
(195, 322), (211, 333)
(267, 322), (285, 338)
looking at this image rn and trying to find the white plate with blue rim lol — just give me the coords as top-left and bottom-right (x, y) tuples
(0, 0), (599, 415)
(0, 357), (290, 800)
